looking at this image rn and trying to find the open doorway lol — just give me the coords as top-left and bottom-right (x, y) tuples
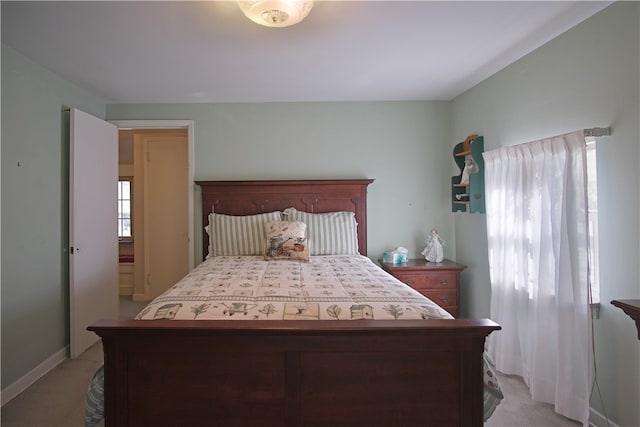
(114, 120), (194, 317)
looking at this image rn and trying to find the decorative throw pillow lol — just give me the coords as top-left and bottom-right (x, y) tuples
(264, 221), (310, 261)
(282, 207), (359, 255)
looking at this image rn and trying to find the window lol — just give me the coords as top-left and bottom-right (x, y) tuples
(586, 138), (600, 304)
(484, 132), (600, 305)
(118, 178), (133, 240)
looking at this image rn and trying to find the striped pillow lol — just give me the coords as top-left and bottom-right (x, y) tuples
(283, 207), (359, 255)
(206, 211), (282, 257)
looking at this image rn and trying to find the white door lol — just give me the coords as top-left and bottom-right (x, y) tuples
(69, 108), (119, 358)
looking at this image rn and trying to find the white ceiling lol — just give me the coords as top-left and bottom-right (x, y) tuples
(1, 1), (612, 104)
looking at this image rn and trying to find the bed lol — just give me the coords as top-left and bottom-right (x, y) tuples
(88, 179), (501, 426)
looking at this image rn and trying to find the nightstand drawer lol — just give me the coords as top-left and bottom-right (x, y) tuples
(394, 272), (457, 290)
(421, 289), (458, 308)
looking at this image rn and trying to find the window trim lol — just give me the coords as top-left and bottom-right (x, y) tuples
(586, 137), (599, 305)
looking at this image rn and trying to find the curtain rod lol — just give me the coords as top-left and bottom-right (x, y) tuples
(583, 127), (610, 137)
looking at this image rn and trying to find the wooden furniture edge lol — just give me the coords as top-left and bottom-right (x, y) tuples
(611, 299), (640, 340)
(89, 318), (501, 335)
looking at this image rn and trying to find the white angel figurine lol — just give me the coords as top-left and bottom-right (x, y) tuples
(459, 157), (478, 185)
(421, 229), (445, 262)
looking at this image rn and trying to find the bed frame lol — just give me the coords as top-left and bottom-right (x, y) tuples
(89, 179), (500, 426)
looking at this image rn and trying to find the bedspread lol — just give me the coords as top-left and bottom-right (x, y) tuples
(85, 255), (503, 426)
(135, 255), (453, 321)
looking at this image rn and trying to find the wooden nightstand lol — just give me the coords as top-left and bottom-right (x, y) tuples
(379, 258), (466, 318)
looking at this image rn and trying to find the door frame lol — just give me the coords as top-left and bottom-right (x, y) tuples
(110, 120), (195, 297)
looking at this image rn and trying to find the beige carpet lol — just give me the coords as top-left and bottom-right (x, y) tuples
(1, 342), (104, 427)
(486, 372), (580, 427)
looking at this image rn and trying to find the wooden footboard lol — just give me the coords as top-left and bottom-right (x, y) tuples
(89, 318), (500, 427)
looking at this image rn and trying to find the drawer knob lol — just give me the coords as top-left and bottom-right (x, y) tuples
(439, 296), (449, 302)
(406, 279), (415, 286)
(439, 279), (448, 285)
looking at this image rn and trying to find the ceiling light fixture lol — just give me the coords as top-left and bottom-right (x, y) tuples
(238, 1), (314, 28)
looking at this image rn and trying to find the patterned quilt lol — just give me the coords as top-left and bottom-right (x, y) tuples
(85, 255), (503, 426)
(135, 255), (452, 321)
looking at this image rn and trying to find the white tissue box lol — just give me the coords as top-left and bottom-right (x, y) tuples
(383, 251), (407, 264)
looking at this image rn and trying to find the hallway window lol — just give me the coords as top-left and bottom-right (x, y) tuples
(118, 178), (132, 239)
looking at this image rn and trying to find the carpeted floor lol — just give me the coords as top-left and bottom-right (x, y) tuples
(485, 373), (580, 427)
(1, 343), (105, 427)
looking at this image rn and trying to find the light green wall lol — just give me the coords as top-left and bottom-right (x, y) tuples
(1, 45), (110, 388)
(106, 102), (454, 262)
(451, 2), (640, 426)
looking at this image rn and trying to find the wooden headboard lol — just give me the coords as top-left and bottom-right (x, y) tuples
(195, 179), (374, 259)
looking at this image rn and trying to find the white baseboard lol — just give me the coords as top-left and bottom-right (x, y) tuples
(590, 406), (619, 427)
(1, 346), (68, 406)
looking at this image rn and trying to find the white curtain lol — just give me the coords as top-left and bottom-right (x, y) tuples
(484, 130), (592, 425)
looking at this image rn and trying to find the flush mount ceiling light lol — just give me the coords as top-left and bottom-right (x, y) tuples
(238, 1), (314, 28)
